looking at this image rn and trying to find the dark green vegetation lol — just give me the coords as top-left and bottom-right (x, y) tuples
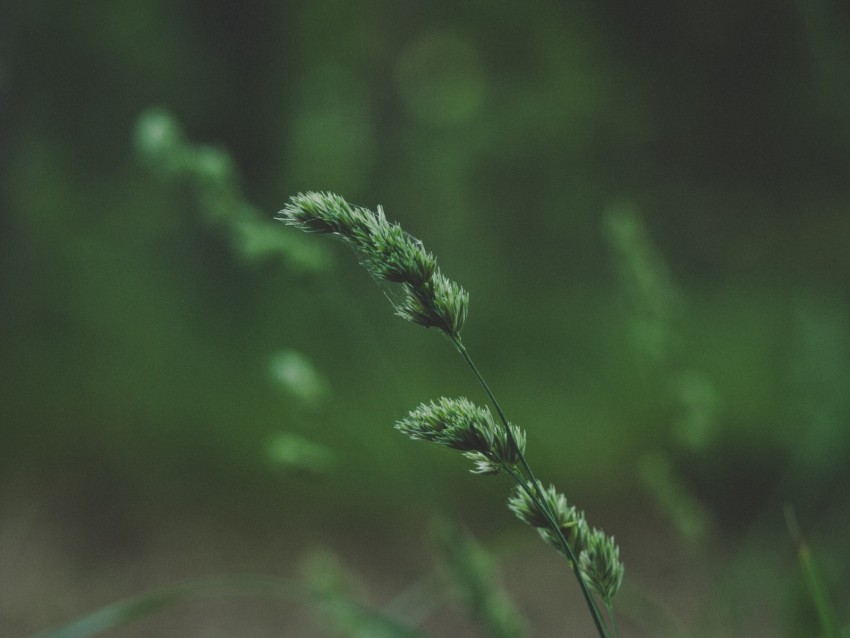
(2, 1), (849, 636)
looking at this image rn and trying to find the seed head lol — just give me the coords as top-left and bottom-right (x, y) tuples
(579, 528), (625, 603)
(278, 192), (468, 338)
(396, 397), (525, 474)
(508, 482), (589, 557)
(396, 397), (495, 453)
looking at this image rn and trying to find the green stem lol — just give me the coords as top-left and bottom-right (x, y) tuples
(606, 600), (621, 638)
(452, 336), (611, 638)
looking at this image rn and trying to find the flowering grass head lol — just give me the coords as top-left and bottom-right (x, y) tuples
(395, 397), (526, 475)
(278, 192), (467, 338)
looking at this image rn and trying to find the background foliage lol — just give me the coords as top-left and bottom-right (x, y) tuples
(2, 1), (849, 636)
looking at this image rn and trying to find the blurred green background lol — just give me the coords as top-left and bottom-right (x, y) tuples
(2, 1), (849, 636)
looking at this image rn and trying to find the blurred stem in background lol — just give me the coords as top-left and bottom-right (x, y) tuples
(785, 505), (844, 638)
(604, 202), (714, 546)
(430, 519), (527, 638)
(135, 109), (337, 474)
(793, 0), (850, 153)
(134, 108), (330, 272)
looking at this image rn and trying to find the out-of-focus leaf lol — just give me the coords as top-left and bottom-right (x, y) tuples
(31, 575), (426, 638)
(785, 506), (843, 638)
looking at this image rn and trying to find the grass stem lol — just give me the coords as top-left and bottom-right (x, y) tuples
(452, 337), (611, 638)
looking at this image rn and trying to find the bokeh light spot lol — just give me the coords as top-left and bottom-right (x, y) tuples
(395, 32), (486, 127)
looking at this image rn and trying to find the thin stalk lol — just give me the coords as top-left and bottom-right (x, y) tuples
(605, 601), (621, 638)
(452, 337), (611, 638)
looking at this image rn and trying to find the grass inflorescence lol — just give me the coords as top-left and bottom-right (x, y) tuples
(278, 191), (624, 637)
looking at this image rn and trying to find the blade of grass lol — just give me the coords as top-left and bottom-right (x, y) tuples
(431, 519), (527, 638)
(785, 504), (842, 638)
(31, 574), (426, 638)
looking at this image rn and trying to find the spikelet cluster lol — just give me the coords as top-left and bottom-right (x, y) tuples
(277, 192), (468, 338)
(396, 397), (526, 474)
(579, 528), (625, 604)
(508, 481), (624, 601)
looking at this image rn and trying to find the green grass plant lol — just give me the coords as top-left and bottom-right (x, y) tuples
(278, 191), (625, 637)
(32, 132), (624, 638)
(431, 520), (527, 638)
(785, 505), (845, 638)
